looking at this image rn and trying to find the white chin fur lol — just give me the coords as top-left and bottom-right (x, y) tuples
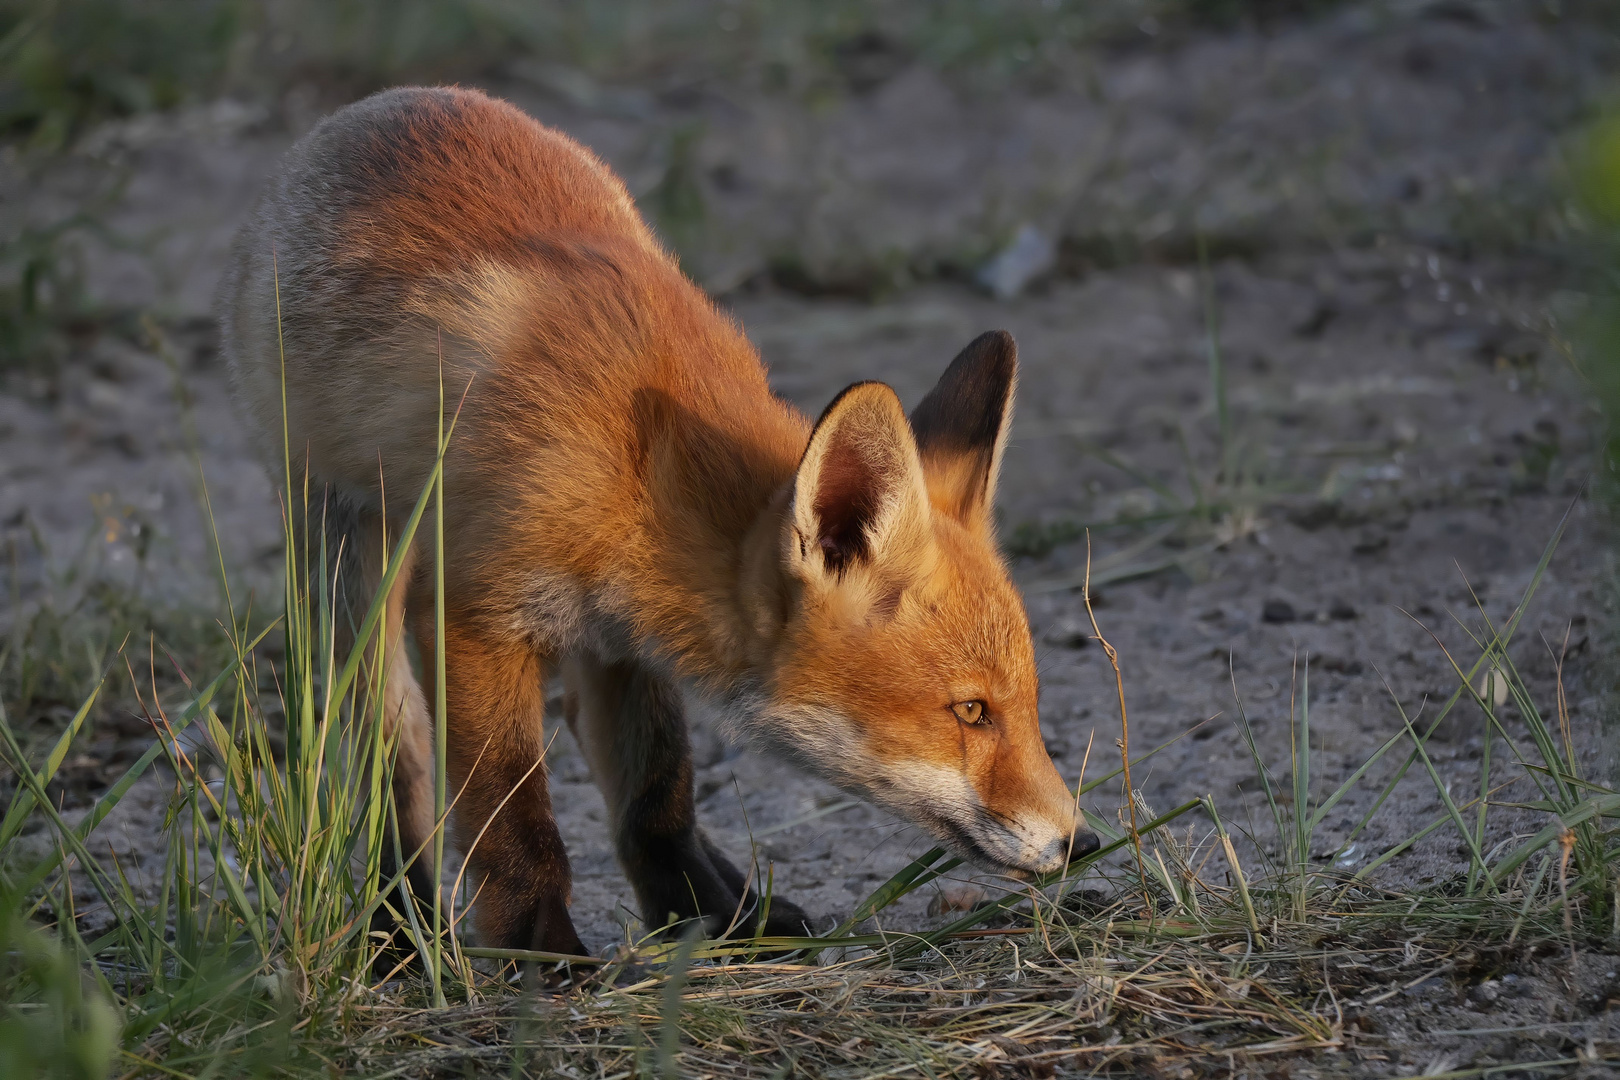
(734, 699), (1070, 874)
(860, 761), (1069, 875)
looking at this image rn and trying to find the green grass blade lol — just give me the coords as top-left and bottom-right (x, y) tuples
(1382, 672), (1490, 889)
(324, 403), (464, 712)
(1487, 793), (1620, 887)
(655, 926), (701, 1079)
(430, 352), (450, 1007)
(1294, 658), (1311, 887)
(0, 680), (101, 847)
(1230, 664), (1285, 853)
(10, 622), (274, 896)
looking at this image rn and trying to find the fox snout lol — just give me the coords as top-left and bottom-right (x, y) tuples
(960, 803), (1101, 879)
(859, 758), (1099, 880)
(1034, 821), (1103, 875)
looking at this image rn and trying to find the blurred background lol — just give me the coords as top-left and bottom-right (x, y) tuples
(3, 0), (1619, 943)
(5, 0), (1612, 328)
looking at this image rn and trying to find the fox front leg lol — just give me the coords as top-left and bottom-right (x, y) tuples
(417, 614), (588, 958)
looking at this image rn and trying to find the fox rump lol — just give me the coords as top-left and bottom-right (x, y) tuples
(220, 86), (1098, 956)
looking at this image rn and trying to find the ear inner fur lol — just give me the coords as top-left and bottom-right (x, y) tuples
(813, 421), (884, 572)
(909, 330), (1018, 526)
(791, 381), (930, 581)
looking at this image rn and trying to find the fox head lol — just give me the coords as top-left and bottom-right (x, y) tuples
(739, 330), (1099, 878)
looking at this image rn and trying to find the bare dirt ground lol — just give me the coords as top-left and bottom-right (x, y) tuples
(5, 3), (1620, 1070)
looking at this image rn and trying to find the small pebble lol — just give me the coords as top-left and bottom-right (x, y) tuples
(1262, 599), (1297, 624)
(1043, 616), (1091, 649)
(1329, 598), (1358, 620)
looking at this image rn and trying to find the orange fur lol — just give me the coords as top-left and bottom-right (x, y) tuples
(221, 86), (1094, 952)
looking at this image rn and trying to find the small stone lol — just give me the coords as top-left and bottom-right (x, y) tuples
(1469, 980), (1501, 1006)
(1287, 501), (1340, 530)
(1329, 598), (1358, 620)
(976, 224), (1056, 299)
(1405, 977), (1449, 998)
(1043, 616), (1091, 649)
(927, 886), (987, 916)
(1262, 599), (1297, 624)
(1352, 532), (1390, 556)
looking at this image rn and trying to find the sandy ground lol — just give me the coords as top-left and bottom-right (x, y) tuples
(4, 3), (1619, 1065)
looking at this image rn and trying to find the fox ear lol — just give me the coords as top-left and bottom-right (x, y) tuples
(790, 381), (931, 580)
(909, 330), (1017, 528)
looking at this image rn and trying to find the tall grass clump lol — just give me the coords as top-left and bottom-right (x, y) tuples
(0, 305), (473, 1072)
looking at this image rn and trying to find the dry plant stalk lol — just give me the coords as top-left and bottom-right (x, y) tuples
(1083, 531), (1149, 910)
(1558, 826), (1577, 972)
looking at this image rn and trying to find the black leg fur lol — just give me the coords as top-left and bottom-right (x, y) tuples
(567, 657), (812, 938)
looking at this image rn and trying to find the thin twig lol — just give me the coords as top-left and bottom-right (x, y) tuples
(1083, 531), (1148, 911)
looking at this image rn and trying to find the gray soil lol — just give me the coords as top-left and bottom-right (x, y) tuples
(5, 2), (1620, 1071)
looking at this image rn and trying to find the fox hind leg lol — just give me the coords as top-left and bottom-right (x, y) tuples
(326, 501), (439, 959)
(560, 653), (812, 938)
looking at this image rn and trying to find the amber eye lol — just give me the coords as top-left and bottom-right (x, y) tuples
(951, 700), (989, 726)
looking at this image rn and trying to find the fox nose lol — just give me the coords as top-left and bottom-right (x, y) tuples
(1065, 828), (1101, 864)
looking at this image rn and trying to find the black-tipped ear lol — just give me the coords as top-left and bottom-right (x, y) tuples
(909, 330), (1017, 525)
(791, 381), (930, 579)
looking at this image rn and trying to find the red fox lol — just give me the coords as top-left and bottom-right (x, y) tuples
(220, 86), (1097, 957)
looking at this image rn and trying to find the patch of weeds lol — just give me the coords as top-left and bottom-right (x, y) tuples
(1057, 227), (1267, 277)
(0, 212), (91, 372)
(1168, 0), (1353, 30)
(0, 183), (131, 374)
(1440, 173), (1590, 263)
(0, 158), (136, 378)
(765, 244), (921, 300)
(1509, 418), (1563, 492)
(0, 342), (470, 1071)
(0, 0), (242, 148)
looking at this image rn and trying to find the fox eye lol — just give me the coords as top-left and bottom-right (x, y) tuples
(951, 700), (989, 726)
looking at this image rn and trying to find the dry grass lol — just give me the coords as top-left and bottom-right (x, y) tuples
(111, 878), (1614, 1079)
